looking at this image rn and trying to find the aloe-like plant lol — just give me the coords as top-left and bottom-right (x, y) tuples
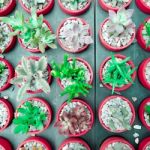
(1, 8), (56, 53)
(51, 55), (92, 103)
(0, 0), (9, 8)
(0, 62), (5, 75)
(11, 56), (50, 101)
(143, 21), (150, 47)
(145, 105), (150, 120)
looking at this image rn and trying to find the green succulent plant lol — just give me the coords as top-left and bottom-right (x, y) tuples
(0, 62), (6, 75)
(143, 22), (150, 47)
(108, 142), (131, 150)
(0, 0), (9, 8)
(145, 105), (150, 119)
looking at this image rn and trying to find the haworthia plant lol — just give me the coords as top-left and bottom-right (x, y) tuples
(143, 21), (150, 47)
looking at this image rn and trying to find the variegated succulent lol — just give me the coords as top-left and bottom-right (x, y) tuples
(106, 142), (131, 150)
(62, 143), (87, 150)
(143, 21), (150, 47)
(0, 0), (9, 8)
(11, 56), (50, 101)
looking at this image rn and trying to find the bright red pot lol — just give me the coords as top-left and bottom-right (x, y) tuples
(99, 54), (136, 92)
(0, 137), (13, 150)
(57, 17), (92, 53)
(17, 136), (52, 150)
(0, 58), (14, 92)
(138, 137), (150, 150)
(56, 99), (94, 137)
(15, 97), (52, 135)
(99, 18), (136, 52)
(137, 17), (150, 52)
(98, 95), (135, 133)
(100, 137), (135, 150)
(18, 0), (54, 15)
(58, 138), (91, 150)
(136, 0), (150, 14)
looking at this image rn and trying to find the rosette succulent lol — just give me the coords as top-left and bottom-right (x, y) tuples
(0, 0), (9, 8)
(143, 21), (150, 47)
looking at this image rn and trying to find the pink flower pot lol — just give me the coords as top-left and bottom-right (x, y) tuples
(138, 137), (150, 150)
(57, 17), (92, 53)
(0, 137), (12, 150)
(99, 18), (136, 52)
(136, 0), (150, 14)
(58, 138), (91, 150)
(15, 97), (52, 135)
(99, 54), (136, 92)
(98, 95), (135, 133)
(55, 99), (94, 137)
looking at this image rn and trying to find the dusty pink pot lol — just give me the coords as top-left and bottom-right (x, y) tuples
(0, 137), (13, 150)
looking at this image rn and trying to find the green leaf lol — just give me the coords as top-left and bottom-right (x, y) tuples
(145, 105), (150, 114)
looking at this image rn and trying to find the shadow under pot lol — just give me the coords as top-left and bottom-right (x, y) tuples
(100, 137), (135, 150)
(98, 95), (135, 133)
(136, 0), (150, 14)
(18, 0), (54, 15)
(137, 17), (150, 52)
(58, 138), (91, 150)
(55, 99), (94, 137)
(17, 136), (52, 150)
(0, 0), (16, 16)
(0, 137), (13, 150)
(0, 57), (14, 92)
(14, 97), (52, 135)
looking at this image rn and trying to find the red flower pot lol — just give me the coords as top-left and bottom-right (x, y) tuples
(57, 17), (92, 53)
(0, 137), (12, 150)
(15, 97), (52, 135)
(138, 137), (150, 150)
(18, 0), (54, 15)
(136, 0), (150, 14)
(137, 17), (150, 52)
(18, 19), (53, 53)
(58, 0), (91, 16)
(0, 98), (14, 132)
(0, 0), (16, 16)
(100, 137), (135, 150)
(138, 58), (150, 89)
(17, 136), (52, 150)
(57, 57), (93, 89)
(98, 95), (135, 133)
(58, 138), (91, 150)
(99, 54), (136, 92)
(0, 58), (14, 92)
(56, 99), (94, 137)
(98, 0), (132, 12)
(99, 18), (136, 52)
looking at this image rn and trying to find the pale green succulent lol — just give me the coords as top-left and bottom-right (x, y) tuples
(107, 142), (131, 150)
(0, 0), (9, 8)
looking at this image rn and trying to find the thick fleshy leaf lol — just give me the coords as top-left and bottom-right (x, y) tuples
(37, 56), (48, 71)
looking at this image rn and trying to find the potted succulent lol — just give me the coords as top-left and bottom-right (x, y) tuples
(18, 0), (54, 15)
(99, 8), (136, 51)
(17, 136), (52, 150)
(98, 0), (132, 12)
(136, 0), (150, 14)
(0, 57), (14, 92)
(57, 17), (93, 53)
(0, 137), (12, 150)
(137, 17), (150, 52)
(0, 98), (14, 132)
(0, 0), (16, 16)
(99, 54), (136, 93)
(51, 55), (93, 102)
(138, 58), (150, 89)
(98, 95), (135, 133)
(55, 99), (94, 137)
(58, 0), (91, 16)
(100, 137), (135, 150)
(58, 138), (91, 150)
(10, 56), (52, 101)
(1, 8), (56, 53)
(13, 97), (52, 135)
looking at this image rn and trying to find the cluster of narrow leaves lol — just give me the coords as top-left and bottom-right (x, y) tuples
(144, 22), (150, 47)
(0, 62), (6, 75)
(11, 56), (50, 101)
(1, 8), (56, 53)
(55, 104), (91, 135)
(145, 105), (150, 121)
(13, 101), (47, 134)
(20, 146), (43, 150)
(107, 142), (131, 150)
(51, 55), (92, 103)
(103, 54), (136, 94)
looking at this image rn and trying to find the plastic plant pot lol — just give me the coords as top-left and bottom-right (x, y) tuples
(57, 17), (92, 53)
(0, 0), (16, 16)
(98, 0), (132, 12)
(17, 136), (52, 150)
(0, 57), (14, 92)
(58, 138), (91, 150)
(98, 95), (135, 133)
(56, 99), (94, 137)
(137, 17), (150, 52)
(99, 18), (136, 52)
(18, 19), (53, 53)
(0, 137), (13, 150)
(100, 137), (135, 150)
(0, 98), (14, 132)
(57, 57), (93, 89)
(99, 54), (136, 92)
(18, 0), (54, 15)
(138, 137), (150, 150)
(58, 0), (91, 16)
(15, 97), (52, 135)
(136, 0), (150, 14)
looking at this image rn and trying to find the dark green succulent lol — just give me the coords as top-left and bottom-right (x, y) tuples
(144, 22), (150, 47)
(0, 62), (6, 76)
